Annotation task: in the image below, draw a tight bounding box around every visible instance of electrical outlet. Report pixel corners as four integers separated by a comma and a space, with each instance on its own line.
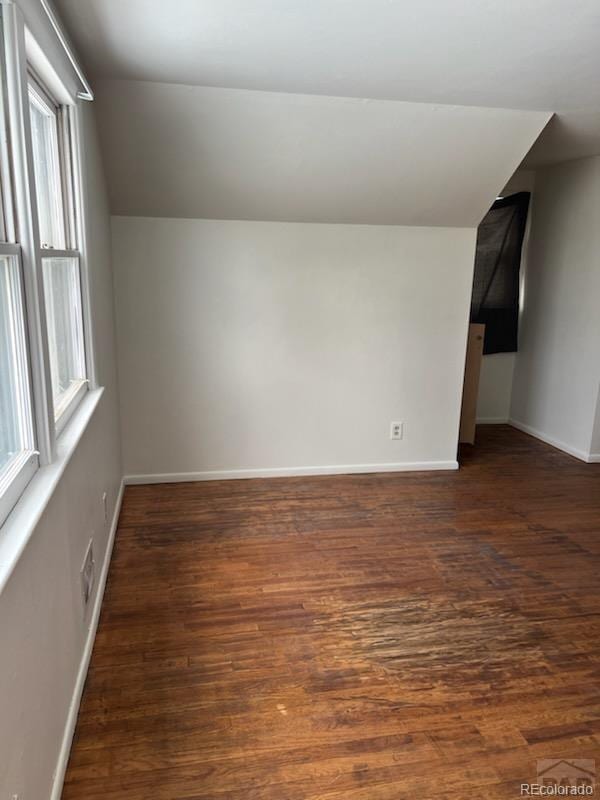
390, 421, 403, 440
80, 538, 95, 609
102, 491, 108, 525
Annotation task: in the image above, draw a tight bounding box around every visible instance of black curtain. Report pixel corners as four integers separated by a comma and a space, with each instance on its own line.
470, 192, 530, 354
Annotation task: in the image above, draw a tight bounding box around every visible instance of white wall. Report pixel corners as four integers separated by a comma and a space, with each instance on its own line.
476, 353, 517, 423
591, 395, 600, 458
510, 156, 600, 459
96, 81, 548, 475
113, 217, 476, 478
95, 79, 549, 226
99, 80, 548, 478
476, 169, 534, 422
0, 102, 122, 799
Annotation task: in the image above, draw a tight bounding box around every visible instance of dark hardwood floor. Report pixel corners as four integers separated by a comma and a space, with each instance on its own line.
62, 426, 600, 799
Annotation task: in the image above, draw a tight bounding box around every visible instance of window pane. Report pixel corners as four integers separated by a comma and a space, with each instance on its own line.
0, 254, 34, 473
28, 87, 65, 249
42, 256, 86, 418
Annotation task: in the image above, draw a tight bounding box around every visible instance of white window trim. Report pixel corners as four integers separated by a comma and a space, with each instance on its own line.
0, 448, 38, 527
0, 1, 97, 534
2, 2, 55, 464
0, 386, 103, 593
70, 103, 97, 390
27, 69, 91, 431
0, 240, 39, 527
40, 246, 89, 429
0, 57, 16, 244
27, 71, 67, 249
54, 377, 88, 435
27, 73, 93, 432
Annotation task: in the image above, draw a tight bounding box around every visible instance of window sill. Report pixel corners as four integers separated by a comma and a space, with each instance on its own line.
55, 378, 89, 435
0, 386, 104, 596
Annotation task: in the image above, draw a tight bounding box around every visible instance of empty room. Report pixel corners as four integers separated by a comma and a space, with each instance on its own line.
1, 1, 599, 798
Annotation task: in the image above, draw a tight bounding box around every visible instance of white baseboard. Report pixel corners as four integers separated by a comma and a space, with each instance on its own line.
124, 459, 459, 485
476, 417, 509, 424
50, 478, 125, 800
587, 453, 600, 463
508, 419, 592, 462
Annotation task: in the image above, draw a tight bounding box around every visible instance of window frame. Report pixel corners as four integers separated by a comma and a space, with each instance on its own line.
0, 54, 15, 245
41, 251, 88, 434
0, 0, 96, 530
26, 69, 90, 434
0, 241, 39, 528
27, 72, 67, 249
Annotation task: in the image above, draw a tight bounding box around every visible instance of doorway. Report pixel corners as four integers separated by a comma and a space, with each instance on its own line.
459, 172, 534, 451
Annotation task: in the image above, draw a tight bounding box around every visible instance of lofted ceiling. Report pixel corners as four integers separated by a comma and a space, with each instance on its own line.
55, 0, 600, 167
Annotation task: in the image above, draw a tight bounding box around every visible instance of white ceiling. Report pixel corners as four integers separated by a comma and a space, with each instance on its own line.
56, 0, 600, 165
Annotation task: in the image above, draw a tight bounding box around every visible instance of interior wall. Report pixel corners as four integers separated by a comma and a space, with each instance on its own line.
100, 80, 548, 478
591, 396, 600, 458
113, 217, 476, 478
94, 79, 550, 226
510, 155, 600, 459
0, 102, 122, 800
477, 354, 517, 422
476, 169, 535, 422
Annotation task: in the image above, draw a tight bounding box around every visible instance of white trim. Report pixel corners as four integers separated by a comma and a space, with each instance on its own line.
0, 246, 39, 526
586, 453, 600, 464
54, 378, 88, 435
37, 247, 78, 259
3, 2, 56, 464
27, 73, 66, 249
0, 387, 103, 594
41, 250, 89, 430
50, 477, 124, 800
12, 0, 93, 102
71, 103, 97, 388
0, 66, 17, 242
508, 418, 591, 462
0, 242, 21, 255
38, 0, 93, 101
0, 449, 38, 526
24, 24, 73, 106
476, 417, 509, 424
124, 460, 460, 485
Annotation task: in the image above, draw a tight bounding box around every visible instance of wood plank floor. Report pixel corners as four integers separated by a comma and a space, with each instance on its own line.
62, 426, 600, 799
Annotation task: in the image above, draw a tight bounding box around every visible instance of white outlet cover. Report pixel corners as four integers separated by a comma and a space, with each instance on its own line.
390, 421, 403, 440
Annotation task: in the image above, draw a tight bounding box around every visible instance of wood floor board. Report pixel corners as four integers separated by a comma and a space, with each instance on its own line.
62, 426, 600, 799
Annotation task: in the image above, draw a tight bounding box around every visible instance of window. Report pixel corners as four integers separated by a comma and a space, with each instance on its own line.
0, 10, 37, 529
28, 79, 67, 249
42, 256, 86, 418
28, 74, 87, 428
0, 247, 38, 525
470, 192, 530, 354
0, 0, 94, 529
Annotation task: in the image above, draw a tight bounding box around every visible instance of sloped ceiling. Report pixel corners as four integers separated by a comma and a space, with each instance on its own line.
56, 0, 600, 168
54, 0, 597, 112
524, 111, 600, 169
94, 80, 549, 226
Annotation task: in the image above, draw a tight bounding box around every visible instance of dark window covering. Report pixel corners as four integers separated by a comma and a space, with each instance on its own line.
470, 191, 530, 355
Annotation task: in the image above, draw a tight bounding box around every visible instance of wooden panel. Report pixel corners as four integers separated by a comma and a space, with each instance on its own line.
459, 322, 486, 444
62, 426, 600, 800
